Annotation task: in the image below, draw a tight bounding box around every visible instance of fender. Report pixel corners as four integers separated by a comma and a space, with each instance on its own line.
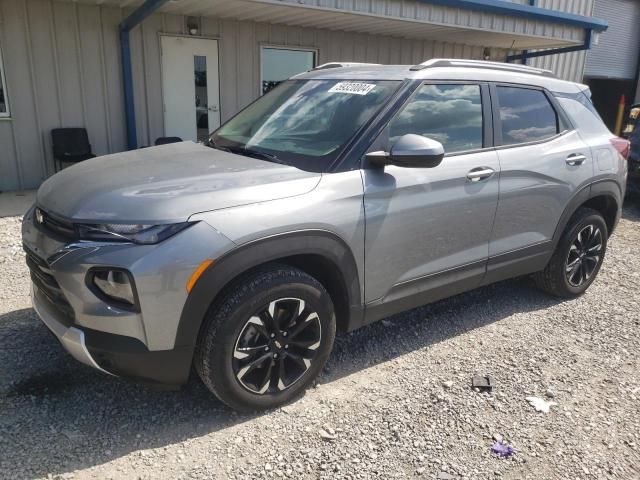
551, 179, 622, 250
174, 229, 363, 348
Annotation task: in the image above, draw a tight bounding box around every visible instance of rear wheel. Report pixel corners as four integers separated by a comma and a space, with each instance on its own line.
534, 207, 607, 298
195, 265, 335, 411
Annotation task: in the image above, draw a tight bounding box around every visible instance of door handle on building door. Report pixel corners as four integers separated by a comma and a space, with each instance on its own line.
566, 154, 587, 166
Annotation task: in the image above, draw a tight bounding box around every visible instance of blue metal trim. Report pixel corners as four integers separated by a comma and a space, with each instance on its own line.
507, 28, 593, 63
120, 0, 170, 31
119, 0, 170, 150
416, 0, 607, 32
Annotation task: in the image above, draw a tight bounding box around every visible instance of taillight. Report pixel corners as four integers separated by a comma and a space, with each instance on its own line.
610, 137, 630, 160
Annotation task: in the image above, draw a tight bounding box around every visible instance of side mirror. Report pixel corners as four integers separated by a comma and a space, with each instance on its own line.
367, 134, 445, 168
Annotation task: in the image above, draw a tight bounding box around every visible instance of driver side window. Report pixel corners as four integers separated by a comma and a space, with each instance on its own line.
387, 84, 484, 154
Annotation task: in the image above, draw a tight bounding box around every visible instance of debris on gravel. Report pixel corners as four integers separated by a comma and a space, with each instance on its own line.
1, 205, 640, 479
525, 396, 557, 414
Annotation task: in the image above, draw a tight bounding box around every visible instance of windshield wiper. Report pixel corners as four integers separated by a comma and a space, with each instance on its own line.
222, 145, 283, 164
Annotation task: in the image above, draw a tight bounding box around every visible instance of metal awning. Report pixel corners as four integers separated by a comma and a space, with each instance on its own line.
76, 0, 607, 150
84, 0, 606, 50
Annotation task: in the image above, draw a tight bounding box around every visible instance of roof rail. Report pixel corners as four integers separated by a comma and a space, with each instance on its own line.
409, 58, 556, 77
313, 62, 382, 70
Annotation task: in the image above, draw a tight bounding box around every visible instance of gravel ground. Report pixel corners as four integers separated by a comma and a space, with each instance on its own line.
1, 205, 639, 480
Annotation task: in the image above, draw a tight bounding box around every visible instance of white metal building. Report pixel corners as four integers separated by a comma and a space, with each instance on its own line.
583, 0, 640, 129
0, 0, 608, 191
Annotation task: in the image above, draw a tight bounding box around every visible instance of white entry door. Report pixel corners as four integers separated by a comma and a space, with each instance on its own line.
161, 36, 221, 142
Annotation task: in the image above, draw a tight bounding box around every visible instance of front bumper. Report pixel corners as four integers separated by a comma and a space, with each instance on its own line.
23, 204, 236, 384
32, 284, 111, 375
33, 282, 194, 384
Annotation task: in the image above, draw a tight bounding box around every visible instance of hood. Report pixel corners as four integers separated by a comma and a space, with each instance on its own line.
37, 142, 321, 223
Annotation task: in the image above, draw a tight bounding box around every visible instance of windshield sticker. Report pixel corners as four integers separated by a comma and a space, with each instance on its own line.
328, 82, 376, 95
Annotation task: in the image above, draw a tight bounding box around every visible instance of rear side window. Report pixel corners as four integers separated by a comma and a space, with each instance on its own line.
388, 84, 484, 154
496, 86, 559, 145
554, 91, 611, 137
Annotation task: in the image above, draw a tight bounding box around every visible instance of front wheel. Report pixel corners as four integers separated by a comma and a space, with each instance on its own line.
195, 265, 335, 411
534, 207, 608, 298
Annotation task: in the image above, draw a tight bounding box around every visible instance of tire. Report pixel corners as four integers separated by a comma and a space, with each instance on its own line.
534, 207, 608, 298
195, 264, 335, 412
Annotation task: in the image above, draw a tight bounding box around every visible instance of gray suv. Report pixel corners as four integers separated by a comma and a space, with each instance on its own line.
23, 59, 628, 411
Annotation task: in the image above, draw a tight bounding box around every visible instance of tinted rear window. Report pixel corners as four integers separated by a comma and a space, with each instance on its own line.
553, 90, 611, 137
496, 86, 559, 145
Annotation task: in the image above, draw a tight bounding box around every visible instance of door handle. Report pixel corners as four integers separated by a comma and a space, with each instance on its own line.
208, 105, 219, 112
466, 167, 495, 182
566, 153, 587, 166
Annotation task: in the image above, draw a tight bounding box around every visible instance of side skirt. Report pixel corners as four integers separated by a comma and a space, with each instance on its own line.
482, 241, 553, 286
362, 260, 485, 326
361, 242, 553, 327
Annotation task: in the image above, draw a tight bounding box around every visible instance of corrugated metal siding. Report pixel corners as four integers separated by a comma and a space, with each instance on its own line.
0, 0, 603, 190
585, 0, 640, 79
0, 0, 505, 190
92, 0, 587, 46
527, 0, 595, 83
238, 0, 586, 44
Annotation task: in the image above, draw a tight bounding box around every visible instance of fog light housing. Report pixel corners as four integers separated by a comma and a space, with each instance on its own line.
90, 269, 137, 308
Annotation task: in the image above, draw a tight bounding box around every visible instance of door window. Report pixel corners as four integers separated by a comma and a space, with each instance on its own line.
261, 47, 316, 95
496, 86, 559, 145
388, 84, 484, 154
194, 55, 209, 142
0, 45, 8, 117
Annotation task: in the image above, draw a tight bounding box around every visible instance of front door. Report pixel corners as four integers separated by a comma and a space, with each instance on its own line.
364, 82, 499, 305
161, 36, 221, 142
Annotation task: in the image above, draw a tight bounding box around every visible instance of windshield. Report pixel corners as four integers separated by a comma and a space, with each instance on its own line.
210, 79, 400, 171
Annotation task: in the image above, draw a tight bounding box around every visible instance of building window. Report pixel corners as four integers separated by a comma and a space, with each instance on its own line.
388, 84, 484, 154
261, 47, 316, 95
0, 45, 8, 117
496, 86, 559, 146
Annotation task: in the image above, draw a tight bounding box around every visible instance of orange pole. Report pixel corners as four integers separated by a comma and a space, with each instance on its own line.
614, 94, 626, 136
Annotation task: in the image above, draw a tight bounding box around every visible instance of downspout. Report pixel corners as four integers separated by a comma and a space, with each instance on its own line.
520, 0, 537, 65
119, 0, 170, 150
507, 29, 593, 63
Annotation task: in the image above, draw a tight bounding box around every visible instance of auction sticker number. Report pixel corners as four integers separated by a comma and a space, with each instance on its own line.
328, 82, 376, 95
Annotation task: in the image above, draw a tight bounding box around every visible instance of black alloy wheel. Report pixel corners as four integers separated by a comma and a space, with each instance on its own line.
233, 298, 322, 394
195, 265, 335, 411
565, 224, 604, 287
534, 207, 608, 298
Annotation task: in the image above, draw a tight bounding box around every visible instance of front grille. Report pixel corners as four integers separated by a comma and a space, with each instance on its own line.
34, 207, 77, 240
24, 246, 75, 325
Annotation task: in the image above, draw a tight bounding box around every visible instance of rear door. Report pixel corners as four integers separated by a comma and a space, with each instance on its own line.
363, 82, 500, 306
487, 84, 594, 270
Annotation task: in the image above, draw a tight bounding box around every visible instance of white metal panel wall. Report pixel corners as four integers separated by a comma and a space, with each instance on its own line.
585, 0, 640, 79
0, 0, 126, 190
0, 0, 504, 190
527, 0, 595, 83
0, 0, 600, 191
260, 0, 586, 44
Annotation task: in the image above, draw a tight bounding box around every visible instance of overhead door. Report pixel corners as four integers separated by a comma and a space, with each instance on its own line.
585, 0, 640, 79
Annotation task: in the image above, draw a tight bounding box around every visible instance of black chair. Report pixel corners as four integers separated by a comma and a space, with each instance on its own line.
155, 136, 182, 146
51, 128, 96, 172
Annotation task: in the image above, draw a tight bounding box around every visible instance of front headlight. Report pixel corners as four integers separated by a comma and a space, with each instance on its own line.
75, 222, 195, 244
